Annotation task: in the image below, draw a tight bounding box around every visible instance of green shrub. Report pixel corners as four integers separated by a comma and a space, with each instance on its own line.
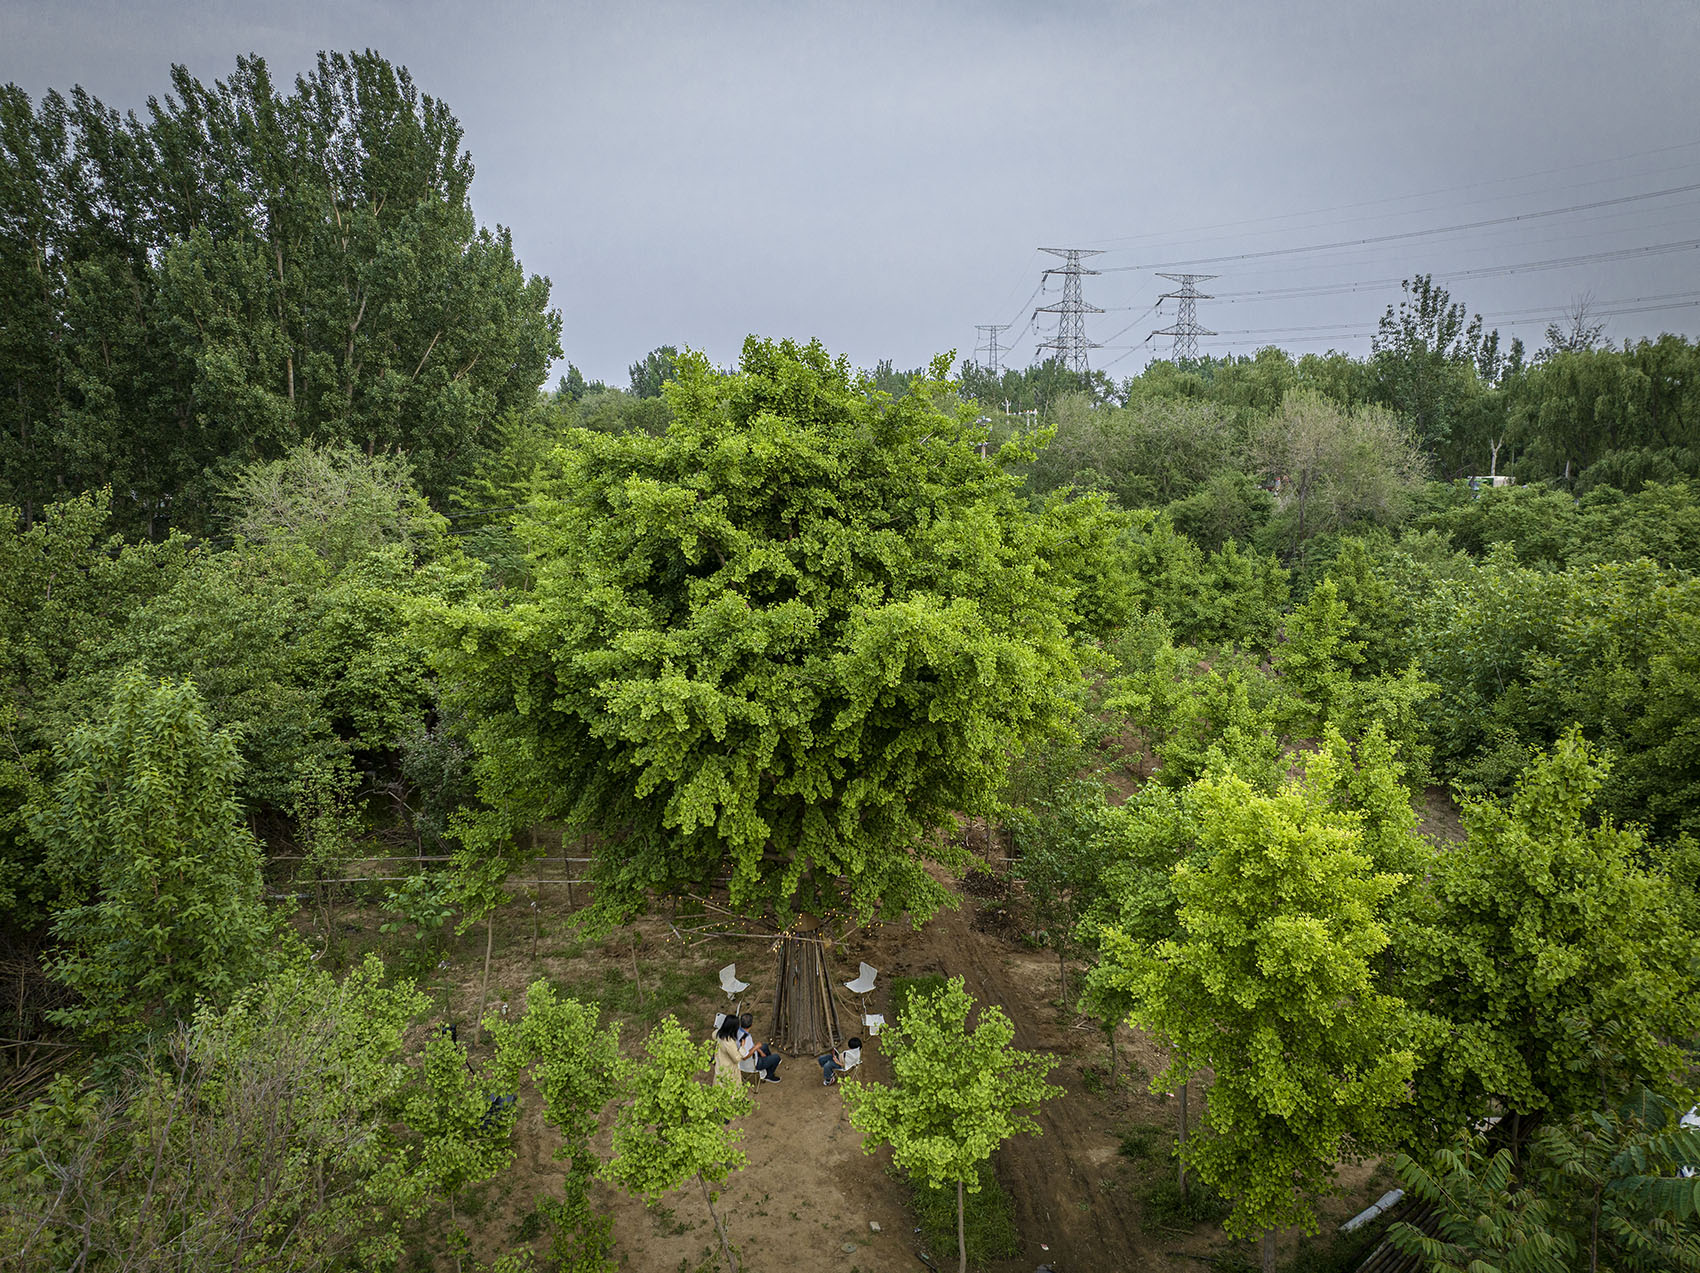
1118, 1126, 1160, 1160
1140, 1173, 1231, 1230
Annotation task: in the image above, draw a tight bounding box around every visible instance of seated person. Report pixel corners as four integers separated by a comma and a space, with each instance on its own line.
713, 1014, 743, 1088
817, 1036, 862, 1085
737, 1011, 781, 1083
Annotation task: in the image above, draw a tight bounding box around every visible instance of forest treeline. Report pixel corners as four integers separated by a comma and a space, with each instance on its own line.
3, 50, 1699, 1273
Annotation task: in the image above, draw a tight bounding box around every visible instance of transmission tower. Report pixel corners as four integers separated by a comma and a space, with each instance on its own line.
1151, 272, 1218, 362
974, 324, 1012, 374
1034, 248, 1104, 374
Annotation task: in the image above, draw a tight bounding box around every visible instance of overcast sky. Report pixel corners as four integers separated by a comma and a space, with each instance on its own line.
4, 0, 1698, 386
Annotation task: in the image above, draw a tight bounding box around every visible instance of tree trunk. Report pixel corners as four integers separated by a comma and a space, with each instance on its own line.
1107, 1026, 1117, 1085
699, 1171, 737, 1273
1057, 947, 1067, 1003
956, 1177, 967, 1273
475, 913, 494, 1043
1260, 1228, 1276, 1273
1589, 1184, 1601, 1273
1178, 1079, 1189, 1201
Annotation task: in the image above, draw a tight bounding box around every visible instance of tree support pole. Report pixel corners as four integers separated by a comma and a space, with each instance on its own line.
1178, 1079, 1189, 1202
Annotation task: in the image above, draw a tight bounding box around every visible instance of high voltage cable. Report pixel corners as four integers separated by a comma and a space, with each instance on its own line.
1095, 303, 1163, 348
1082, 139, 1700, 249
1209, 237, 1700, 305
1095, 181, 1700, 272
1084, 165, 1700, 264
1212, 205, 1700, 283
1005, 279, 1044, 328
1199, 296, 1700, 346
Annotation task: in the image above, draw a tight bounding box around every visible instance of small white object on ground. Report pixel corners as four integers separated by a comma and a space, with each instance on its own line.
868, 1221, 881, 1232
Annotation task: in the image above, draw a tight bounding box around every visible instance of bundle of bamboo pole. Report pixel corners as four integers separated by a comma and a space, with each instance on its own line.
769, 920, 844, 1056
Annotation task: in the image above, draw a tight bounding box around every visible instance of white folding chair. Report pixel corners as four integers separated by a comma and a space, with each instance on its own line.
843, 961, 877, 1019
718, 963, 749, 1015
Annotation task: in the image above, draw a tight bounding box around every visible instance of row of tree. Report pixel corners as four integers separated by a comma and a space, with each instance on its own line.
0, 53, 560, 537
957, 288, 1698, 493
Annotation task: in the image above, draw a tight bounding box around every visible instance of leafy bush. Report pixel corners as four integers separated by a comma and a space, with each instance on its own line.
1139, 1172, 1231, 1230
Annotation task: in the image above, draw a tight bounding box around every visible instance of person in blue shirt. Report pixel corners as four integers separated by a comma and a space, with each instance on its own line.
737, 1011, 781, 1083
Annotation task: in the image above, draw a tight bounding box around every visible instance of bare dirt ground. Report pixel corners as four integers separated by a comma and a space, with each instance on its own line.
377, 776, 1466, 1272
407, 851, 1398, 1273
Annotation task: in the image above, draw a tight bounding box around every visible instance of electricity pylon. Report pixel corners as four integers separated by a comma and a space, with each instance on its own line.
1151, 272, 1217, 362
1035, 248, 1104, 373
974, 324, 1012, 374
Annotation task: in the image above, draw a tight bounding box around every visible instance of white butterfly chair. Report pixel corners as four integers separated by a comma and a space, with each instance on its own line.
843, 961, 879, 1029
718, 964, 750, 1016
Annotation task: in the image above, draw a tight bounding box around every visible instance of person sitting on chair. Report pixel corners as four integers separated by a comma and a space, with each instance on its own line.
817, 1036, 862, 1085
713, 1015, 744, 1089
737, 1011, 780, 1083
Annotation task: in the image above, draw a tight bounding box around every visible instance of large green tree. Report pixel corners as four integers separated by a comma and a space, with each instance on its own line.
0, 52, 561, 534
429, 338, 1091, 929
33, 670, 273, 1041
1099, 764, 1422, 1270
1396, 730, 1700, 1153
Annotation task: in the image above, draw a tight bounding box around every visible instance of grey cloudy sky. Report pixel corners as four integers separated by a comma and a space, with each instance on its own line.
4, 0, 1698, 385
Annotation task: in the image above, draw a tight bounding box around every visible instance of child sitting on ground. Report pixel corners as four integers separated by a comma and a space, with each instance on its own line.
817, 1036, 862, 1085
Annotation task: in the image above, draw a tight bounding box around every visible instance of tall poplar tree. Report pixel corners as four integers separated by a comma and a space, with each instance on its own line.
0, 52, 561, 534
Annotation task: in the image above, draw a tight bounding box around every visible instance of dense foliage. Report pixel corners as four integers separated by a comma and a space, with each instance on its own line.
0, 52, 560, 536
428, 339, 1101, 927
2, 44, 1698, 1273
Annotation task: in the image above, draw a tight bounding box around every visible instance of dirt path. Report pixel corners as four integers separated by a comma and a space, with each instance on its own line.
873, 898, 1149, 1272
446, 868, 1393, 1273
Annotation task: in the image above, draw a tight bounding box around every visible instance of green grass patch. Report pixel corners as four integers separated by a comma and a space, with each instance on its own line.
888, 974, 949, 1024
1139, 1172, 1231, 1231
552, 958, 705, 1030
1118, 1125, 1161, 1161
908, 1162, 1019, 1270
1279, 1221, 1385, 1273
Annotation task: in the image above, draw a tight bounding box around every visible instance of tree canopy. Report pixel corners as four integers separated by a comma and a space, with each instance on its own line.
430, 337, 1094, 925
0, 52, 560, 535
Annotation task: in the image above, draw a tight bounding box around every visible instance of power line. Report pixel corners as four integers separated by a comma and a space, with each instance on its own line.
1034, 247, 1105, 373
1095, 301, 1163, 349
1106, 180, 1700, 272
1209, 237, 1700, 305
1081, 139, 1700, 250
1196, 295, 1700, 348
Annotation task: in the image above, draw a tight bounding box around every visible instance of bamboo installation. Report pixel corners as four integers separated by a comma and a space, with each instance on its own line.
769, 916, 845, 1056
